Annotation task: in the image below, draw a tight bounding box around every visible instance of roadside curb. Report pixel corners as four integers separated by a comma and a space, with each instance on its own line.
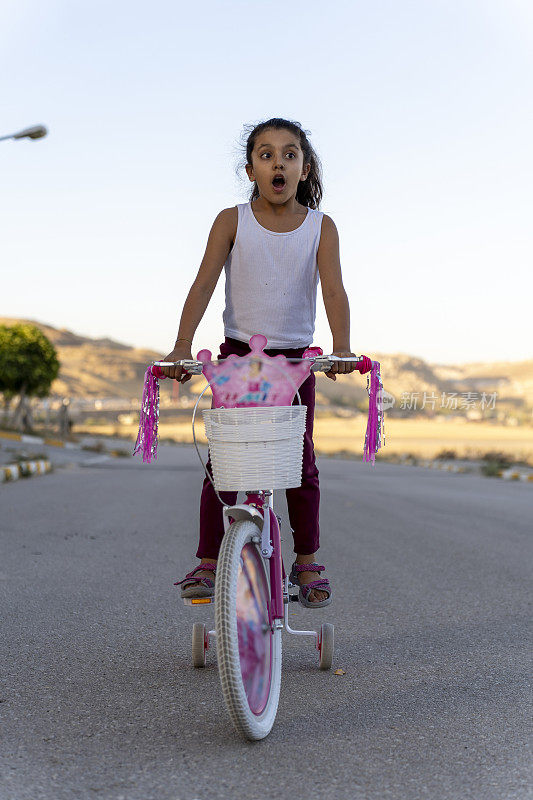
0, 431, 78, 449
0, 430, 127, 457
2, 430, 531, 483
498, 468, 533, 482
417, 459, 533, 483
1, 460, 52, 483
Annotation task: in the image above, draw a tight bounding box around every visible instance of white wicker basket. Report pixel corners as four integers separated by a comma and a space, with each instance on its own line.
202, 405, 307, 491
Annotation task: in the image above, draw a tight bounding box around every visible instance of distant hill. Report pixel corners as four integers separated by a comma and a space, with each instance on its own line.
0, 317, 158, 401
1, 317, 531, 416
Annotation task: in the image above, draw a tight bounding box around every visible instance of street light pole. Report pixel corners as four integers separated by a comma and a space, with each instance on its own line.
0, 125, 48, 142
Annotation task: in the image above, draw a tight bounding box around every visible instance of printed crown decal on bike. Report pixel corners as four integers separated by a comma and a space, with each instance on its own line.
197, 334, 313, 409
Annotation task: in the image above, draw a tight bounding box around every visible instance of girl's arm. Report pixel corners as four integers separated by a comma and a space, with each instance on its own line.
160, 207, 236, 381
317, 215, 357, 381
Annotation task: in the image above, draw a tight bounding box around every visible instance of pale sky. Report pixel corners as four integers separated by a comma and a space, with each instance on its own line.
1, 0, 531, 365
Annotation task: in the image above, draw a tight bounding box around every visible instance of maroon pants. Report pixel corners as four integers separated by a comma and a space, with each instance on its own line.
196, 336, 320, 558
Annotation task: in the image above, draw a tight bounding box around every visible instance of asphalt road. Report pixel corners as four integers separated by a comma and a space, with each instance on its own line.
1, 444, 532, 800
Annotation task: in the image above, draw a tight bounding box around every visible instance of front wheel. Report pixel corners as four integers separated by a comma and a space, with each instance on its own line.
215, 519, 282, 741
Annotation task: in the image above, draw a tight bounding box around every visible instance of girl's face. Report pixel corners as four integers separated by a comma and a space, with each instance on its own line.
246, 128, 310, 202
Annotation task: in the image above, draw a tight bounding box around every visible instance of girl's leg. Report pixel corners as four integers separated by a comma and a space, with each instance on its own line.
286, 370, 327, 603
196, 458, 237, 559
286, 369, 320, 555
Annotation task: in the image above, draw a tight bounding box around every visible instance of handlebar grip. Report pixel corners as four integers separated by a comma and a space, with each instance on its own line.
357, 356, 373, 374
302, 345, 323, 358
151, 365, 166, 379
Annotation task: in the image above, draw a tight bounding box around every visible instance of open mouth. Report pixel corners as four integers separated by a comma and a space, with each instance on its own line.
272, 176, 286, 191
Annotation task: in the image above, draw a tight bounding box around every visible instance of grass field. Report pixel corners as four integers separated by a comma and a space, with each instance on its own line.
75, 416, 533, 466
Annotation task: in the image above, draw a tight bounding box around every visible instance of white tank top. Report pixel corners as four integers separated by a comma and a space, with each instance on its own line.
222, 201, 325, 348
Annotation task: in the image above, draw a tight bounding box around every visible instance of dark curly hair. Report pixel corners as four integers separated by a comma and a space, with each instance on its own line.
234, 117, 323, 210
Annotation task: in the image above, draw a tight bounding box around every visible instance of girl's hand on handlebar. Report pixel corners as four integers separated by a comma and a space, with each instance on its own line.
325, 352, 372, 381
159, 343, 193, 383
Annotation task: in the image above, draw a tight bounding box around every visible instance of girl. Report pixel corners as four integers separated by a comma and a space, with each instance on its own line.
160, 117, 372, 607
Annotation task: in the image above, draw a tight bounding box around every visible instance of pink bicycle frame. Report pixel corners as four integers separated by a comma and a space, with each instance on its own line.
222, 492, 285, 622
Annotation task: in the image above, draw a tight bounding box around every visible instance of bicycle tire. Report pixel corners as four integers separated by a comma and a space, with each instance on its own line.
192, 622, 207, 668
215, 519, 282, 741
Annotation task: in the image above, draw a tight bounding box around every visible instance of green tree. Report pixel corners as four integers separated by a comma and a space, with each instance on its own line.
0, 324, 60, 432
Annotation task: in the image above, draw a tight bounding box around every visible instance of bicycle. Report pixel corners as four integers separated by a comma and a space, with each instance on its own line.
133, 333, 385, 740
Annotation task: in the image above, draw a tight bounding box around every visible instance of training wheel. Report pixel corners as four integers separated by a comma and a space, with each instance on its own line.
318, 623, 334, 670
192, 622, 207, 668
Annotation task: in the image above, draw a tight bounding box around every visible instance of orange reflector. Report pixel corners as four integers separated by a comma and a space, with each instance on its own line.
191, 598, 212, 604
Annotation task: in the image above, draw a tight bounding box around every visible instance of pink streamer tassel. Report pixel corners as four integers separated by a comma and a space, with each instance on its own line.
363, 360, 385, 466
133, 366, 160, 463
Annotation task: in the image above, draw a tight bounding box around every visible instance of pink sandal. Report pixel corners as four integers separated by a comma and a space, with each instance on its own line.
288, 562, 332, 608
174, 562, 217, 599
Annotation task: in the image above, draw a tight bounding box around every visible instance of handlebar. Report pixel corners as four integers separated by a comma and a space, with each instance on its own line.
134, 352, 383, 466
151, 355, 366, 379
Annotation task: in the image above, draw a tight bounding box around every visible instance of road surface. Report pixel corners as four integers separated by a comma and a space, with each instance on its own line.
1, 444, 531, 799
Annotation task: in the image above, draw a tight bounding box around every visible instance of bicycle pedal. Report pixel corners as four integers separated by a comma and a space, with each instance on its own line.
287, 584, 300, 601
182, 597, 214, 606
